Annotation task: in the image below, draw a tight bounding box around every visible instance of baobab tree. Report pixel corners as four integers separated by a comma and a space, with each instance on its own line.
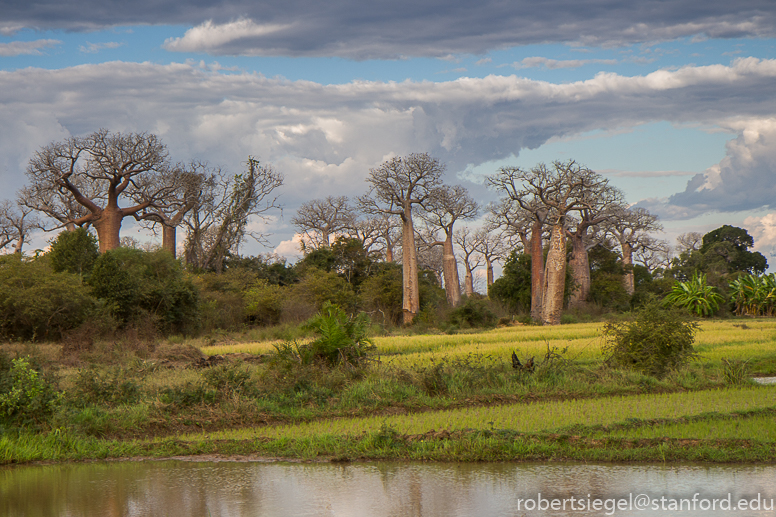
487, 172, 549, 321
291, 196, 356, 251
182, 157, 283, 272
420, 185, 478, 307
491, 160, 611, 325
136, 162, 216, 257
25, 129, 177, 252
604, 207, 663, 295
360, 153, 444, 324
454, 226, 484, 297
0, 201, 38, 254
565, 186, 623, 309
471, 226, 509, 289
18, 176, 95, 232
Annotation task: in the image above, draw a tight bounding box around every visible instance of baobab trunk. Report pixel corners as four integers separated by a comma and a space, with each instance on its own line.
385, 244, 394, 263
401, 213, 420, 324
463, 265, 474, 297
567, 233, 590, 309
530, 219, 544, 321
485, 258, 494, 287
542, 224, 566, 326
92, 208, 123, 253
442, 236, 461, 306
621, 242, 635, 295
162, 225, 177, 257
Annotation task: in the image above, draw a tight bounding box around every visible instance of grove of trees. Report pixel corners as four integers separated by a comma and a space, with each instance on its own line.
1, 129, 771, 343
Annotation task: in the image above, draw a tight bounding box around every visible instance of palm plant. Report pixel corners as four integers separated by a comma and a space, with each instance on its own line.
729, 273, 776, 316
663, 272, 724, 317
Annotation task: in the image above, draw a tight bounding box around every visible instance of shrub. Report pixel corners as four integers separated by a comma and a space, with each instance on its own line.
274, 302, 375, 367
70, 366, 143, 407
0, 357, 61, 427
602, 302, 699, 377
447, 297, 498, 328
47, 228, 100, 277
244, 280, 284, 326
0, 255, 95, 341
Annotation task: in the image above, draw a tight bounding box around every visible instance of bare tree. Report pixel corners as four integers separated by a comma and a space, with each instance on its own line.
24, 129, 177, 252
491, 161, 611, 325
0, 201, 38, 254
454, 226, 484, 297
182, 157, 283, 272
471, 226, 509, 288
565, 186, 623, 309
487, 169, 550, 322
420, 185, 478, 307
18, 175, 96, 232
135, 162, 216, 257
676, 232, 703, 254
291, 196, 356, 251
348, 214, 401, 262
604, 207, 663, 295
360, 153, 444, 324
634, 236, 672, 274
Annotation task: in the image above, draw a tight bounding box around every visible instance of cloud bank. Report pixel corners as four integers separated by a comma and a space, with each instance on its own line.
3, 1, 776, 58
1, 58, 775, 223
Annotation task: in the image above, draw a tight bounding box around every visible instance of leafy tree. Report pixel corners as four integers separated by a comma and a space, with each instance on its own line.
489, 251, 532, 313
48, 227, 99, 277
89, 248, 198, 332
0, 255, 94, 340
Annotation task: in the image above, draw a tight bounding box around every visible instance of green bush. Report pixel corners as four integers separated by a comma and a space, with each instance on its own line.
602, 302, 699, 377
89, 248, 199, 333
47, 228, 100, 277
244, 280, 284, 326
0, 357, 61, 427
0, 255, 95, 341
274, 302, 375, 367
447, 297, 498, 328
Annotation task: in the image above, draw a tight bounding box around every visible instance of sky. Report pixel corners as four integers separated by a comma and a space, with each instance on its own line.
2, 0, 776, 269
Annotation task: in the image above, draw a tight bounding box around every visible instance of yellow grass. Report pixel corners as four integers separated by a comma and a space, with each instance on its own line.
201, 319, 776, 366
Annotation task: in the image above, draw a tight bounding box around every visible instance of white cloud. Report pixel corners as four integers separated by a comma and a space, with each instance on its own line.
2, 58, 776, 250
78, 41, 125, 54
0, 39, 60, 56
514, 57, 618, 69
744, 213, 776, 266
163, 18, 293, 54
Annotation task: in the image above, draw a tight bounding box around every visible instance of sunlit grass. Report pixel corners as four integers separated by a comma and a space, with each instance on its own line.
178, 385, 776, 442
200, 319, 776, 368
603, 413, 776, 441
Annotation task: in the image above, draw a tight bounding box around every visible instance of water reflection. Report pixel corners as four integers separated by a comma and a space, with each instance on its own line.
1, 460, 774, 516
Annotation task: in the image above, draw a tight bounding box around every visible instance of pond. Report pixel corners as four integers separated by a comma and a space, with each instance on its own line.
2, 459, 775, 516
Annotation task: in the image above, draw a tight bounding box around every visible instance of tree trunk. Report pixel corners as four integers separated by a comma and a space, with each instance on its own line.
486, 258, 494, 287
401, 212, 420, 325
621, 242, 635, 295
442, 235, 461, 306
162, 224, 177, 257
530, 218, 544, 321
542, 224, 566, 325
463, 265, 474, 297
568, 232, 590, 309
92, 208, 123, 253
385, 244, 394, 262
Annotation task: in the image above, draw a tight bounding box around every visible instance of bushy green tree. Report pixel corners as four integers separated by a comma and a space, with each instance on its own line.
489, 251, 531, 313
670, 225, 767, 282
47, 228, 100, 277
0, 255, 94, 340
89, 248, 198, 333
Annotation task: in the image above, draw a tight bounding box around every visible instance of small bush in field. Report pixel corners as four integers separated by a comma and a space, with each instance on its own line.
274, 302, 375, 368
0, 357, 61, 427
447, 297, 498, 329
602, 302, 698, 377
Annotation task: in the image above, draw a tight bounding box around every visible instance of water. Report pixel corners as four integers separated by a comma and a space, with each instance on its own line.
1, 459, 775, 516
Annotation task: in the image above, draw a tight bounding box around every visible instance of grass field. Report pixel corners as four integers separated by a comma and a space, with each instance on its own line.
1, 318, 776, 464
